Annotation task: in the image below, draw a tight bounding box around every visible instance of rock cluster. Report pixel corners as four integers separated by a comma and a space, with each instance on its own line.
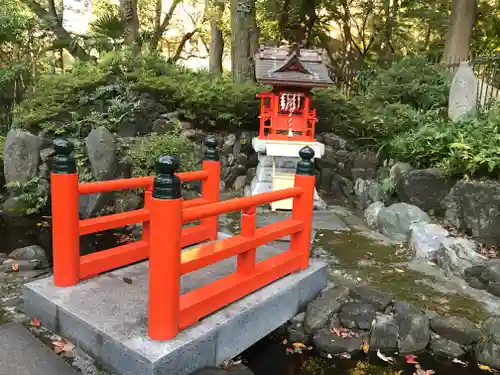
0, 245, 50, 276
288, 285, 500, 367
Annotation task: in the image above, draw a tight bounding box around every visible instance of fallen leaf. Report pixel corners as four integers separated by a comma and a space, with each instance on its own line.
395, 268, 405, 273
292, 342, 307, 349
362, 341, 369, 354
479, 364, 493, 372
414, 364, 435, 375
405, 354, 419, 364
376, 349, 394, 364
339, 352, 351, 359
452, 358, 468, 366
30, 318, 41, 327
11, 263, 19, 272
327, 353, 333, 359
282, 338, 288, 345
52, 339, 75, 354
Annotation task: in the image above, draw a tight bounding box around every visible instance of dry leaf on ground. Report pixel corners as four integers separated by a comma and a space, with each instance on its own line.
30, 318, 41, 327
376, 350, 394, 364
292, 342, 307, 349
52, 339, 75, 354
414, 363, 435, 375
479, 364, 493, 372
405, 354, 419, 364
452, 358, 468, 366
362, 341, 369, 353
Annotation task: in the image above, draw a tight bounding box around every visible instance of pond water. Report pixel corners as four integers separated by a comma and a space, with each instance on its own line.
0, 215, 494, 375
242, 333, 489, 375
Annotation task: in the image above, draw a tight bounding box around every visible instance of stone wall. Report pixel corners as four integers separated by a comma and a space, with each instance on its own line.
290, 284, 500, 369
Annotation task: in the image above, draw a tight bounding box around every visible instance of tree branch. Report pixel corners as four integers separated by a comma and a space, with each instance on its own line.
151, 0, 183, 49
172, 29, 199, 62
22, 0, 92, 61
47, 0, 60, 24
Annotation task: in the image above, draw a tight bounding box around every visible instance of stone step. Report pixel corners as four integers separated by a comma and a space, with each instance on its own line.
0, 322, 79, 375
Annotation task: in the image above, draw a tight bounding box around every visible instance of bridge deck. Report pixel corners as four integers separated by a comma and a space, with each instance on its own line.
23, 234, 327, 375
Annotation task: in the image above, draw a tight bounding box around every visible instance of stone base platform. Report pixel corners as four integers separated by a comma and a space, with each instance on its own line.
23, 237, 327, 375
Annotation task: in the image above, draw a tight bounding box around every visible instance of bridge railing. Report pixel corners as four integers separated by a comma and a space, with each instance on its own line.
147, 146, 316, 340
50, 137, 220, 287
50, 136, 316, 341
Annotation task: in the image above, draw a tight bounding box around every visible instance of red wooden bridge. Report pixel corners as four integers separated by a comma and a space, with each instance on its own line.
49, 136, 316, 341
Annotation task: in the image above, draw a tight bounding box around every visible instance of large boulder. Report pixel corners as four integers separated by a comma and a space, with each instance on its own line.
409, 223, 449, 260
476, 317, 500, 369
430, 335, 466, 358
377, 203, 431, 242
86, 127, 117, 180
435, 237, 486, 277
81, 127, 117, 218
389, 162, 413, 186
396, 168, 454, 213
444, 180, 500, 247
394, 302, 430, 353
304, 287, 349, 333
364, 202, 385, 230
339, 302, 376, 331
313, 328, 363, 354
430, 315, 480, 346
369, 313, 399, 351
349, 286, 392, 311
481, 259, 500, 284
119, 93, 168, 137
3, 129, 43, 186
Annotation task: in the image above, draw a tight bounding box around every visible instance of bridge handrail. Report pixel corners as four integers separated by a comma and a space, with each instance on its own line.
78, 170, 209, 195
183, 187, 303, 222
50, 136, 221, 287
147, 145, 317, 340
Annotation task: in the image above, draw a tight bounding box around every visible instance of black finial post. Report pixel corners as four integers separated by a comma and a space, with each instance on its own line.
153, 156, 181, 199
204, 136, 219, 161
52, 138, 76, 174
296, 146, 315, 176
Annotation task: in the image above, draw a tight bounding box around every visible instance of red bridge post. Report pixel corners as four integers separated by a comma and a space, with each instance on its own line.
148, 155, 183, 340
51, 139, 80, 287
201, 137, 220, 241
290, 146, 316, 270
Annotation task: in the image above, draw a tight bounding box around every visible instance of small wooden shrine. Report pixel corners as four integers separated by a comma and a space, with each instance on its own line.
254, 44, 333, 142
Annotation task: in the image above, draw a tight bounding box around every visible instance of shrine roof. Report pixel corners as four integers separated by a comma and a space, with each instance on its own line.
254, 46, 334, 87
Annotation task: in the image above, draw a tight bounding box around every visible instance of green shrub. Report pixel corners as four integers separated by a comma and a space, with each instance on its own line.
363, 56, 451, 111
311, 87, 361, 137
14, 62, 109, 131
129, 130, 198, 177
389, 105, 500, 178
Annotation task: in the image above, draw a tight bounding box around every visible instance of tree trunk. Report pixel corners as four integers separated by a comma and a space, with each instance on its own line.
380, 0, 397, 67
298, 0, 317, 47
22, 0, 92, 61
278, 0, 291, 44
119, 0, 140, 49
230, 0, 256, 83
151, 0, 183, 50
208, 0, 225, 74
442, 0, 477, 63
